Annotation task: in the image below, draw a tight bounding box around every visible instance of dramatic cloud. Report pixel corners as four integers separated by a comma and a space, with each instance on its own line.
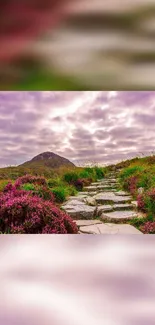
0, 91, 155, 167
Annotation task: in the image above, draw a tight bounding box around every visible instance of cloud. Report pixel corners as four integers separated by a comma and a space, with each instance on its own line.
0, 91, 155, 166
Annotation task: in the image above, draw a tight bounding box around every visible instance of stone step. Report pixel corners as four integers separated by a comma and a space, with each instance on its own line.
84, 186, 98, 192
97, 203, 134, 215
115, 191, 130, 196
61, 204, 97, 220
77, 191, 97, 196
100, 180, 119, 184
91, 182, 101, 186
68, 196, 86, 201
84, 185, 118, 192
63, 199, 86, 206
79, 223, 142, 235
101, 210, 139, 222
100, 181, 119, 186
75, 220, 102, 227
61, 175, 138, 226
106, 178, 117, 182
97, 185, 118, 190
95, 192, 132, 204
112, 203, 134, 211
98, 188, 118, 193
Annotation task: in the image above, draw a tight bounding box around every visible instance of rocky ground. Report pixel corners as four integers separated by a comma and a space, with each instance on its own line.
61, 171, 143, 234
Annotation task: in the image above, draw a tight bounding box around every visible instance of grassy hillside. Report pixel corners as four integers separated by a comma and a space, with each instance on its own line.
114, 155, 155, 233
0, 164, 106, 202
0, 154, 154, 234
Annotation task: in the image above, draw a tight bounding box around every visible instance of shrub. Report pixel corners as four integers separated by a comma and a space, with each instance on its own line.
119, 166, 144, 181
94, 166, 104, 179
0, 180, 10, 192
63, 172, 78, 184
145, 188, 155, 216
22, 183, 35, 191
73, 179, 84, 191
18, 180, 54, 203
137, 174, 150, 189
140, 222, 155, 234
79, 178, 92, 186
128, 175, 139, 196
32, 185, 54, 202
129, 216, 148, 229
0, 186, 78, 234
52, 187, 67, 203
79, 170, 92, 179
67, 185, 77, 196
137, 194, 146, 212
47, 177, 62, 188
15, 175, 47, 187
137, 188, 155, 216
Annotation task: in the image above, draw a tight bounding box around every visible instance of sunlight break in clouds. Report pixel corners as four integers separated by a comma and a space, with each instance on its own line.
0, 91, 155, 167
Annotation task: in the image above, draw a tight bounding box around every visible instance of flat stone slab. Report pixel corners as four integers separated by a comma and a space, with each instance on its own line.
113, 203, 134, 210
67, 196, 86, 202
84, 186, 97, 192
101, 210, 138, 222
91, 182, 101, 186
100, 180, 118, 184
97, 203, 134, 216
77, 192, 89, 195
75, 194, 89, 200
95, 192, 132, 204
97, 205, 114, 215
98, 189, 118, 193
97, 185, 117, 190
80, 223, 142, 234
115, 191, 130, 196
107, 178, 117, 181
62, 205, 97, 220
63, 200, 86, 206
88, 191, 98, 196
75, 220, 102, 227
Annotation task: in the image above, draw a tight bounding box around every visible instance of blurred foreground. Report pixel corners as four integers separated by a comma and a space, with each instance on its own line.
1, 0, 155, 89
0, 235, 155, 325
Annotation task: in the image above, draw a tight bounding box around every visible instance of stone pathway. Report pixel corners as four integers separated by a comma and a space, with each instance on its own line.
61, 171, 143, 234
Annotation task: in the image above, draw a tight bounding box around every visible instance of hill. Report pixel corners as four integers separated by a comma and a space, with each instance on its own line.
19, 152, 75, 169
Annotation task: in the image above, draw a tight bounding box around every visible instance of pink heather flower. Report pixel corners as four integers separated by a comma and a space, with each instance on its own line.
0, 184, 78, 234
137, 194, 146, 212
14, 175, 47, 187
140, 222, 155, 234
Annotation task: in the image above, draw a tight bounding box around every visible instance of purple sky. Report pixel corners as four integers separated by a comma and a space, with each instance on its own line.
0, 91, 155, 167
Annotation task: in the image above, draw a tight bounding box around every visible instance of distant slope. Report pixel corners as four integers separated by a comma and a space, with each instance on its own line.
19, 152, 75, 169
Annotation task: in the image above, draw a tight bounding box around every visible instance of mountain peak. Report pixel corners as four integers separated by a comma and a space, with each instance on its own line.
19, 152, 75, 168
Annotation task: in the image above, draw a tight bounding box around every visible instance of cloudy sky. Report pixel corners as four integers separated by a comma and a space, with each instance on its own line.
0, 91, 155, 167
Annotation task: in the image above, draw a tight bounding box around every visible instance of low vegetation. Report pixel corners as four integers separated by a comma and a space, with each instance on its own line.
0, 154, 154, 234
0, 165, 106, 234
116, 155, 155, 234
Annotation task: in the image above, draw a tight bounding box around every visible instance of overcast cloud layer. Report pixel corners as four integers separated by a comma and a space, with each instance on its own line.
0, 91, 155, 167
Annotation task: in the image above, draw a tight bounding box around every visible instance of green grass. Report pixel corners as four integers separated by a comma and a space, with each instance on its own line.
22, 183, 35, 191
8, 67, 89, 91
51, 185, 77, 203
117, 155, 155, 232
128, 214, 154, 229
